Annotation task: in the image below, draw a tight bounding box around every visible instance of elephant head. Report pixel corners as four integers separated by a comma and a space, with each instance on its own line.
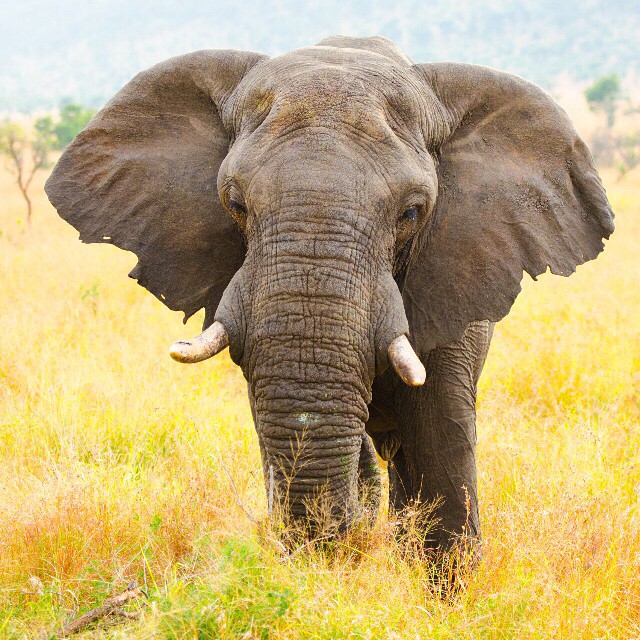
45, 36, 613, 531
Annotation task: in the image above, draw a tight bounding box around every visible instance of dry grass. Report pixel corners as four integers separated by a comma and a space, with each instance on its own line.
0, 105, 639, 637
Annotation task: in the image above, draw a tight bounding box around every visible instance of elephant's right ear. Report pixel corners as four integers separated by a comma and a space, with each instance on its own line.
45, 49, 267, 327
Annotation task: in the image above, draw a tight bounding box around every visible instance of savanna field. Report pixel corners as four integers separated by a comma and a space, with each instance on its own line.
0, 135, 639, 636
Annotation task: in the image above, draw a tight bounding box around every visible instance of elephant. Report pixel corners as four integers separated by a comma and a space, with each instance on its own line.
45, 35, 614, 553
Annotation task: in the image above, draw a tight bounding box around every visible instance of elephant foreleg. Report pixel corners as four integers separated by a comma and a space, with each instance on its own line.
392, 320, 494, 551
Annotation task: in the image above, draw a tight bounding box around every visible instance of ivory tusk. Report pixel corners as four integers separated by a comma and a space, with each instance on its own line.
388, 334, 426, 386
169, 320, 229, 363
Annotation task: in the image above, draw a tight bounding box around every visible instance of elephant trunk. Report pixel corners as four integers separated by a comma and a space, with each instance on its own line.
250, 365, 366, 525
233, 207, 412, 529
248, 336, 374, 528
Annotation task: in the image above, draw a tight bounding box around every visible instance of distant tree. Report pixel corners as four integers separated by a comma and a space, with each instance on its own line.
34, 114, 56, 143
584, 74, 622, 128
34, 103, 96, 151
53, 103, 96, 148
0, 121, 53, 223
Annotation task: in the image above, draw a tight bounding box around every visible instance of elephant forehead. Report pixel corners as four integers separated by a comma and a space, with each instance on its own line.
267, 96, 391, 141
260, 45, 411, 88
235, 49, 425, 135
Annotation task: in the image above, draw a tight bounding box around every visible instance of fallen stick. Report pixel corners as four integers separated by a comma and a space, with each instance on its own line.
50, 583, 145, 638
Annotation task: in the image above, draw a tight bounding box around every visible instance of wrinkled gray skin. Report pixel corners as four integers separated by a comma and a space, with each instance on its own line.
45, 36, 614, 552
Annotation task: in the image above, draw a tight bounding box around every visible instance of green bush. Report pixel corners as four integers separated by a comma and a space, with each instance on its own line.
34, 102, 96, 150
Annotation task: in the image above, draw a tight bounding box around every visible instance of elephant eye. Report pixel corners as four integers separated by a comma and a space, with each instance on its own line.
224, 192, 248, 230
400, 206, 419, 222
229, 198, 247, 215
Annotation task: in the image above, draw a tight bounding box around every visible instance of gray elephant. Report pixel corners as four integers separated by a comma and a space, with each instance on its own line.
45, 36, 613, 553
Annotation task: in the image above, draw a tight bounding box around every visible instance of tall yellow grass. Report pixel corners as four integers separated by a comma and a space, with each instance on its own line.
0, 120, 638, 636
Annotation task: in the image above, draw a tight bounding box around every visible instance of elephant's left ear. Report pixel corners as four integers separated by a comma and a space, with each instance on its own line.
403, 63, 614, 355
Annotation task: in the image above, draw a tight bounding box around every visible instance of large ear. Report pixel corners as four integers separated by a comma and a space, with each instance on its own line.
45, 49, 267, 327
403, 63, 614, 355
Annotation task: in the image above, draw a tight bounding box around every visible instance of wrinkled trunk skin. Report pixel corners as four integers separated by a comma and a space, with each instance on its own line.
247, 205, 376, 526
218, 194, 402, 531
